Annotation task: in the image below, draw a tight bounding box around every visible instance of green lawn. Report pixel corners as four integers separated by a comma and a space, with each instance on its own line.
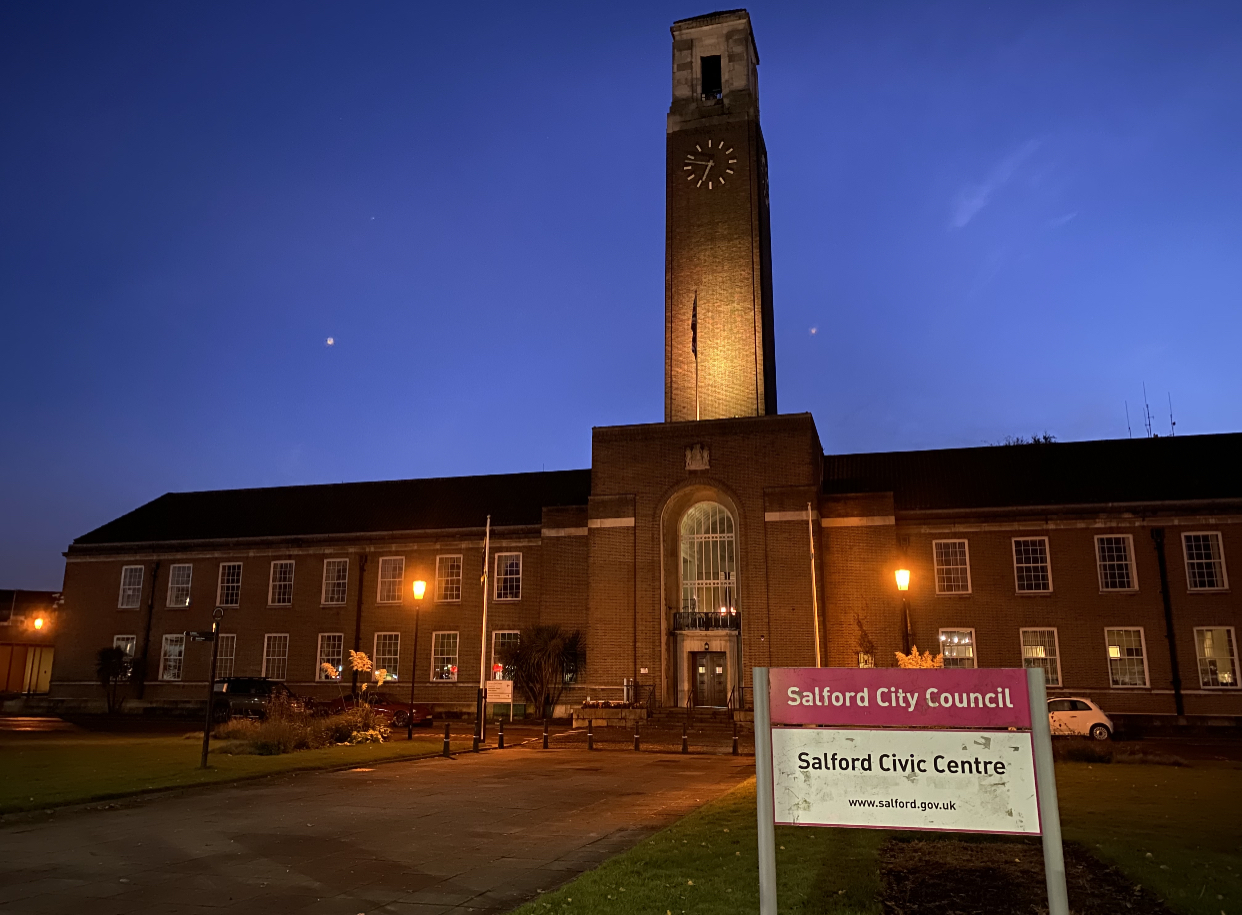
512, 760, 1242, 915
0, 731, 471, 814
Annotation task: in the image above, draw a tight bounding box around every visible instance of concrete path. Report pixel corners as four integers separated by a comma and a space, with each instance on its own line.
0, 747, 753, 914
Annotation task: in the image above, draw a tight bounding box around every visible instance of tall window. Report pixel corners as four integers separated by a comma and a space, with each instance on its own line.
436, 555, 463, 603
700, 54, 722, 99
680, 502, 736, 614
217, 562, 243, 607
113, 635, 136, 680
268, 561, 295, 606
933, 540, 971, 594
160, 634, 185, 681
215, 634, 236, 679
1195, 627, 1237, 688
317, 633, 343, 680
377, 557, 405, 604
263, 634, 289, 680
1013, 538, 1052, 592
492, 630, 520, 680
431, 632, 459, 681
374, 632, 401, 681
167, 564, 193, 608
939, 628, 976, 669
494, 553, 522, 601
1183, 533, 1228, 591
118, 566, 144, 609
1105, 628, 1148, 687
1096, 536, 1136, 591
321, 559, 349, 605
1020, 628, 1061, 686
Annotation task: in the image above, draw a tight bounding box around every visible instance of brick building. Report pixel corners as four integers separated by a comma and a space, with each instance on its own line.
46, 11, 1240, 721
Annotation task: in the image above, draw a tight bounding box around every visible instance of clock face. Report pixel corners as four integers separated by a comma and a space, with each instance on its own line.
683, 139, 737, 190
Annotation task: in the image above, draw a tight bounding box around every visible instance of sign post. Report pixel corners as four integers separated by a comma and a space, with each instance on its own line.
753, 666, 1067, 915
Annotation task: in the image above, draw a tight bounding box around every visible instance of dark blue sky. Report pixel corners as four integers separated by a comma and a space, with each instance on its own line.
2, 2, 1239, 589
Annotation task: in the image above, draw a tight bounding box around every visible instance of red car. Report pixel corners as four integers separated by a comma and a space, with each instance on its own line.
318, 691, 433, 727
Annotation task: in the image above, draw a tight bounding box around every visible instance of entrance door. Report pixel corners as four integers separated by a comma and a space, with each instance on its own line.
692, 651, 728, 707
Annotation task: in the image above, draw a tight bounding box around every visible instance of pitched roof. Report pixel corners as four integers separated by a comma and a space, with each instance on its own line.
73, 469, 592, 547
823, 433, 1242, 512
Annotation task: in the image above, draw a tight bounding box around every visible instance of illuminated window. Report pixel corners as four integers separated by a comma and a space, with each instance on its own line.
1021, 628, 1061, 686
492, 630, 520, 680
321, 559, 348, 605
268, 561, 294, 606
1183, 533, 1228, 591
1105, 628, 1147, 687
495, 553, 522, 601
1095, 536, 1136, 591
160, 634, 185, 681
431, 631, 459, 681
1195, 627, 1238, 688
113, 635, 136, 680
377, 557, 405, 604
118, 566, 144, 609
262, 634, 289, 681
680, 502, 736, 616
217, 563, 242, 607
857, 652, 875, 669
167, 564, 193, 608
373, 632, 400, 681
317, 633, 343, 680
436, 555, 463, 603
939, 628, 976, 669
1013, 538, 1051, 592
215, 634, 236, 679
933, 540, 971, 594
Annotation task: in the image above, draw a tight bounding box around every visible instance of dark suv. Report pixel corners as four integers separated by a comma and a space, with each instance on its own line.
212, 678, 308, 719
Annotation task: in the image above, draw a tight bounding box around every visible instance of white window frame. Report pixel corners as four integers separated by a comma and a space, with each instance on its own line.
373, 632, 401, 682
113, 635, 137, 680
436, 554, 463, 603
321, 558, 349, 606
1104, 627, 1150, 688
317, 633, 344, 680
216, 562, 243, 607
160, 633, 185, 681
262, 633, 290, 681
494, 552, 522, 602
1012, 537, 1053, 593
1194, 626, 1239, 689
166, 563, 193, 608
268, 560, 295, 607
932, 539, 972, 595
1019, 627, 1062, 687
431, 631, 459, 682
376, 556, 405, 604
938, 628, 977, 669
1095, 534, 1137, 592
215, 633, 236, 680
491, 630, 520, 681
118, 566, 145, 609
1182, 532, 1229, 592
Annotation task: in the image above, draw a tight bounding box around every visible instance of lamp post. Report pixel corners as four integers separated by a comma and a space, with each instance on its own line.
895, 568, 912, 654
407, 579, 427, 740
200, 607, 224, 769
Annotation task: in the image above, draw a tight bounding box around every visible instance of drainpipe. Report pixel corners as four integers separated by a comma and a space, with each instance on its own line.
136, 560, 160, 700
351, 554, 368, 694
1150, 529, 1185, 717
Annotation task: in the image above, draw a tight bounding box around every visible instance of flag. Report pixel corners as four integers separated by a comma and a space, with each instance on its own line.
691, 290, 698, 359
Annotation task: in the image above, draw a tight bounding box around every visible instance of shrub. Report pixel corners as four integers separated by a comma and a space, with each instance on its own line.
214, 704, 389, 755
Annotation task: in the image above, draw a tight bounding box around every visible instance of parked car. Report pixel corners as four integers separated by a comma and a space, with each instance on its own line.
212, 677, 310, 720
318, 691, 434, 728
1048, 697, 1113, 740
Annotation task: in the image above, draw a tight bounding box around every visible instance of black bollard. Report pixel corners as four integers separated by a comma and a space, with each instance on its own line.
543, 717, 549, 749
633, 719, 640, 752
498, 719, 505, 750
732, 720, 739, 756
681, 722, 688, 754
587, 719, 594, 751
442, 722, 451, 758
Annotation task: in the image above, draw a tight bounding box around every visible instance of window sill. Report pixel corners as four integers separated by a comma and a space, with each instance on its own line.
1186, 588, 1231, 594
1014, 591, 1054, 596
1106, 685, 1150, 690
1098, 589, 1139, 595
320, 602, 347, 608
934, 591, 972, 597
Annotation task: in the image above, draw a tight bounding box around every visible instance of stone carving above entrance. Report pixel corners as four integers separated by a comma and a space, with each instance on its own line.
685, 444, 710, 471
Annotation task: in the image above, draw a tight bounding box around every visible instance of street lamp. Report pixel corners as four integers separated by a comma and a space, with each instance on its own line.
33, 617, 45, 630
407, 579, 427, 740
895, 568, 912, 653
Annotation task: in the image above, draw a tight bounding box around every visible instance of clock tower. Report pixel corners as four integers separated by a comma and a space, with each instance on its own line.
665, 10, 776, 422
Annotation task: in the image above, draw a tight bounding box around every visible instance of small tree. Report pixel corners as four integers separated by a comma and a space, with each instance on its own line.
895, 645, 944, 669
497, 625, 586, 719
96, 647, 128, 713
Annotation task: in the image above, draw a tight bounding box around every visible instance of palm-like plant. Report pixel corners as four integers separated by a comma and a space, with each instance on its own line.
497, 625, 586, 719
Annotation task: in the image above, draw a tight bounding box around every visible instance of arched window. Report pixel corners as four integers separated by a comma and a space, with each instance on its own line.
680, 502, 736, 615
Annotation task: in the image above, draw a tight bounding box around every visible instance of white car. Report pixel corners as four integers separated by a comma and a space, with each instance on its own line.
1048, 697, 1113, 740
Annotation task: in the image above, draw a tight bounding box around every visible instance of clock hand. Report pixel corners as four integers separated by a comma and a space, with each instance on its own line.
697, 160, 714, 187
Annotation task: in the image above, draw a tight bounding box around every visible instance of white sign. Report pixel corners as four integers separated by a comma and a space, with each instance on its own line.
485, 680, 513, 703
772, 727, 1040, 835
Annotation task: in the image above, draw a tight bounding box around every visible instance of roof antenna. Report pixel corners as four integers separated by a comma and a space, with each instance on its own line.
1125, 401, 1132, 439
1142, 383, 1153, 438
1167, 393, 1175, 437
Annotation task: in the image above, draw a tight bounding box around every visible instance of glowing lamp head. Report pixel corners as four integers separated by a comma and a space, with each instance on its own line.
33, 617, 45, 630
895, 569, 911, 592
412, 580, 427, 600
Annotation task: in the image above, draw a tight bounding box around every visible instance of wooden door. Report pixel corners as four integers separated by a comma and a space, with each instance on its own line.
693, 651, 728, 707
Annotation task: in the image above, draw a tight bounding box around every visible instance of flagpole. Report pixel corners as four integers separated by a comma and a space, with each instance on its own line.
476, 515, 491, 749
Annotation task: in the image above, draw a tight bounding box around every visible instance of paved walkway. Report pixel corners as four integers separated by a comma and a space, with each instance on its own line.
0, 747, 753, 914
